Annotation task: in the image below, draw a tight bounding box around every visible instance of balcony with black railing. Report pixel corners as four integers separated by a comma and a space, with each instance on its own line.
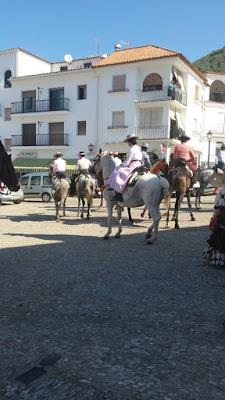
11, 98, 70, 114
11, 133, 69, 146
136, 86, 187, 106
209, 92, 225, 103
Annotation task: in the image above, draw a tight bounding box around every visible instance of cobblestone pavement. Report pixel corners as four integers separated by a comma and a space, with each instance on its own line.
1, 196, 225, 399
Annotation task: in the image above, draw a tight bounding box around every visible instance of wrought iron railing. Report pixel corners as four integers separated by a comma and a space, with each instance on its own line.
209, 92, 225, 103
11, 133, 69, 146
11, 98, 70, 114
136, 86, 187, 106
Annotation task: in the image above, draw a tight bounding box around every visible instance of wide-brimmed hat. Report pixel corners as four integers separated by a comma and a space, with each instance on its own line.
141, 143, 149, 149
124, 134, 138, 143
178, 134, 190, 142
78, 151, 85, 156
54, 151, 63, 157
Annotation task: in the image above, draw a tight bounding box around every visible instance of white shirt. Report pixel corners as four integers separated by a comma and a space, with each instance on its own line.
217, 150, 225, 164
113, 157, 122, 167
53, 157, 66, 173
123, 144, 143, 167
77, 157, 92, 171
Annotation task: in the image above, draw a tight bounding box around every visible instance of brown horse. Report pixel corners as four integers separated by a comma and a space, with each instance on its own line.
165, 166, 195, 229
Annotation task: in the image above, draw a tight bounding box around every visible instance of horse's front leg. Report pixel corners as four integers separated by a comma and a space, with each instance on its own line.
115, 206, 123, 238
186, 190, 196, 221
103, 201, 113, 239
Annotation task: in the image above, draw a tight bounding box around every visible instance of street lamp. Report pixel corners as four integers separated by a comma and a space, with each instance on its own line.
207, 130, 213, 167
88, 143, 94, 160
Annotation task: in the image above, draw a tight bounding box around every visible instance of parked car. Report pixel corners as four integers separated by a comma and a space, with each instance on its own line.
20, 172, 52, 202
0, 186, 24, 204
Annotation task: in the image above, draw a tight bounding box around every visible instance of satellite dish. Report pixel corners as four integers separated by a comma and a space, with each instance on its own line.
64, 54, 73, 64
114, 43, 122, 51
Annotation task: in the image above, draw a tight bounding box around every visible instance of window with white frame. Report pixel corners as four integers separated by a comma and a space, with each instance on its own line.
112, 75, 126, 91
112, 111, 125, 127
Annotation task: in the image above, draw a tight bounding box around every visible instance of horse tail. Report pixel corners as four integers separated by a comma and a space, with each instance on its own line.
159, 176, 170, 208
85, 178, 95, 206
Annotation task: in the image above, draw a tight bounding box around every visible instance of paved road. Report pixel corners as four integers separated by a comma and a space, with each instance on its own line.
1, 196, 225, 399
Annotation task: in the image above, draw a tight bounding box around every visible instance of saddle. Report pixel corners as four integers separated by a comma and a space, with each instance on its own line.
127, 166, 146, 187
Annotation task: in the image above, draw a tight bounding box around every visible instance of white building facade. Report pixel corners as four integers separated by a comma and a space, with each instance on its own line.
0, 45, 224, 172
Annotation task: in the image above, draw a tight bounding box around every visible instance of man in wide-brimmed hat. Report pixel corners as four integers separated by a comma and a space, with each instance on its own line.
51, 151, 67, 178
172, 133, 197, 176
107, 133, 142, 201
77, 151, 92, 176
141, 143, 151, 170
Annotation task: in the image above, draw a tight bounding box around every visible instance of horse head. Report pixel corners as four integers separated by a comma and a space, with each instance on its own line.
92, 151, 116, 185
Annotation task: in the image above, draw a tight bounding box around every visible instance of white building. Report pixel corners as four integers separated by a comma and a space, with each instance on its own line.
0, 44, 224, 173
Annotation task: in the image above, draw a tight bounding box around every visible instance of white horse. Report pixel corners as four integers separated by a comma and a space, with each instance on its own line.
93, 152, 170, 244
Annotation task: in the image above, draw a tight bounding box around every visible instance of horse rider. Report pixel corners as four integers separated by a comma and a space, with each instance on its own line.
76, 151, 92, 180
215, 143, 225, 172
141, 143, 152, 170
107, 133, 143, 201
50, 151, 67, 179
172, 134, 197, 179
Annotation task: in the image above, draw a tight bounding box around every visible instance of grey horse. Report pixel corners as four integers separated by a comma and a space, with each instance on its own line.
52, 178, 70, 222
195, 168, 224, 209
93, 152, 170, 244
75, 174, 95, 219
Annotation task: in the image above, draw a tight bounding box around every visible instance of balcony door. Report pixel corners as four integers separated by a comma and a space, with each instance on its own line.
49, 88, 64, 111
49, 122, 64, 145
22, 123, 36, 146
22, 91, 36, 113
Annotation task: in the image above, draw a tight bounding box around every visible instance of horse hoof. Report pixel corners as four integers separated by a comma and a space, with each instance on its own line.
175, 225, 179, 229
114, 234, 121, 238
146, 240, 153, 245
103, 236, 109, 240
145, 232, 152, 239
191, 217, 196, 221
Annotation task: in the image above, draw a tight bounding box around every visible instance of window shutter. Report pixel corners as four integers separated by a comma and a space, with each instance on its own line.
112, 75, 126, 91
4, 107, 11, 121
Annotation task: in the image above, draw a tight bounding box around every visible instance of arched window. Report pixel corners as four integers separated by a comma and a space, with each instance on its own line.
143, 73, 163, 92
4, 70, 12, 88
209, 80, 225, 103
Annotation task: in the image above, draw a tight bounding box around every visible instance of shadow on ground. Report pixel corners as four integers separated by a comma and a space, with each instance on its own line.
1, 223, 225, 399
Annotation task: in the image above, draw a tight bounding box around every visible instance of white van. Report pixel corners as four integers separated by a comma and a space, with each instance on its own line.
20, 172, 52, 202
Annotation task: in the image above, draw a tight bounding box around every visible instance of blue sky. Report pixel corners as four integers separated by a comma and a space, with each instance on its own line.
1, 0, 225, 62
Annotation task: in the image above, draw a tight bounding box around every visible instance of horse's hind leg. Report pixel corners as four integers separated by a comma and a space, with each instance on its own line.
77, 196, 80, 216
174, 192, 184, 229
81, 198, 85, 219
146, 205, 160, 244
115, 206, 122, 238
186, 190, 195, 221
127, 208, 134, 224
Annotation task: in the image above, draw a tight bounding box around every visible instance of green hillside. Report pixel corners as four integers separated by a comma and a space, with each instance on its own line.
194, 46, 225, 73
